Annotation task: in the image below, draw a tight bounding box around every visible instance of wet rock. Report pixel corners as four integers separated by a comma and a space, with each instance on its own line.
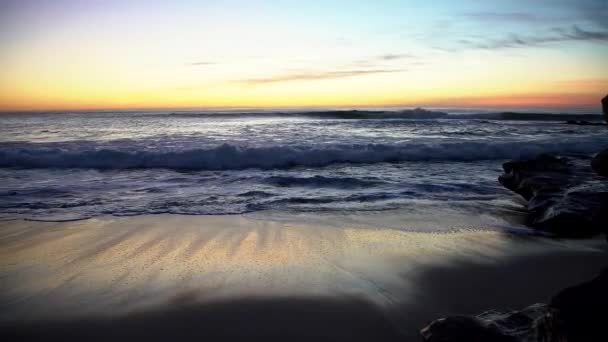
602, 94, 608, 124
420, 315, 517, 342
591, 149, 608, 177
541, 269, 608, 342
421, 269, 608, 342
420, 305, 547, 342
499, 154, 608, 237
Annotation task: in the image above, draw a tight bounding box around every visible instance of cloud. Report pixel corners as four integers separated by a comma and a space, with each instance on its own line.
463, 2, 608, 28
238, 69, 404, 85
189, 61, 216, 66
464, 12, 540, 22
351, 53, 420, 68
560, 26, 608, 40
576, 0, 608, 29
377, 53, 417, 61
463, 25, 608, 49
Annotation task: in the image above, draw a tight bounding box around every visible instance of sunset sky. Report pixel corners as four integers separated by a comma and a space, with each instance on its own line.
1, 0, 607, 111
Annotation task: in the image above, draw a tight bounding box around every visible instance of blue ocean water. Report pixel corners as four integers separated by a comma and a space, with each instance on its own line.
1, 109, 606, 223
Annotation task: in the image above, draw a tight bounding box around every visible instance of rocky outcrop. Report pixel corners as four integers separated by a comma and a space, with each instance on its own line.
590, 95, 608, 177
420, 269, 608, 342
592, 149, 608, 177
498, 154, 608, 237
602, 94, 608, 124
542, 269, 608, 341
420, 304, 546, 342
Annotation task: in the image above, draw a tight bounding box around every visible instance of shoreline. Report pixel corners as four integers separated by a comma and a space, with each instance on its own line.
1, 214, 607, 341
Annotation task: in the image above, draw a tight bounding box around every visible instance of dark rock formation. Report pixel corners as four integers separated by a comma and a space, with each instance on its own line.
602, 94, 608, 124
591, 95, 608, 176
421, 269, 608, 342
542, 269, 608, 341
592, 149, 608, 177
498, 154, 608, 237
420, 304, 546, 342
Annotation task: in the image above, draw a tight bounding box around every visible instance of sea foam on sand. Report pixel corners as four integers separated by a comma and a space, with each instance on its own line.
1, 213, 606, 341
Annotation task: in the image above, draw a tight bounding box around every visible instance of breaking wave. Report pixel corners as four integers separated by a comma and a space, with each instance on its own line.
164, 109, 604, 121
1, 137, 606, 171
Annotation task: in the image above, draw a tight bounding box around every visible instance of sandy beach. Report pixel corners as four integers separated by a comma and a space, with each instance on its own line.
1, 212, 606, 341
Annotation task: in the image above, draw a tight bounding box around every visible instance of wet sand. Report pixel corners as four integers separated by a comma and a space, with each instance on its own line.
1, 213, 607, 341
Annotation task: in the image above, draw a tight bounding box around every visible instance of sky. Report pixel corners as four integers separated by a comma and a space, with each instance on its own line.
0, 0, 607, 111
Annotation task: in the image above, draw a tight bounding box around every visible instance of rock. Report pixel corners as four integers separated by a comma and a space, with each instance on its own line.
602, 94, 608, 124
421, 269, 608, 342
420, 305, 547, 342
592, 149, 608, 177
540, 269, 608, 342
499, 154, 608, 237
420, 315, 518, 342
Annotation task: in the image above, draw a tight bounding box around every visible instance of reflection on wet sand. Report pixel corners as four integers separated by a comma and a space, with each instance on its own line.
1, 214, 607, 341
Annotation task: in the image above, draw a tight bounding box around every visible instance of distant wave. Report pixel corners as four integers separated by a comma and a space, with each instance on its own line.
1, 137, 606, 170
165, 108, 603, 121
168, 108, 450, 119
456, 112, 604, 121
3, 109, 602, 121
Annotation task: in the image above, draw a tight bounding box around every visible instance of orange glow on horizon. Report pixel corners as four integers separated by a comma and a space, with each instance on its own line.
1, 90, 605, 112
425, 92, 606, 110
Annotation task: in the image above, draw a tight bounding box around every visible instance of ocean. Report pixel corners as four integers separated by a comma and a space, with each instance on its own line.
1, 108, 607, 225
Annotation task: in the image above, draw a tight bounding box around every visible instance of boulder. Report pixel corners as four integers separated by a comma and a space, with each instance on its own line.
499, 154, 608, 237
421, 269, 608, 342
541, 269, 608, 342
602, 94, 608, 124
420, 315, 518, 342
592, 148, 608, 177
420, 305, 546, 342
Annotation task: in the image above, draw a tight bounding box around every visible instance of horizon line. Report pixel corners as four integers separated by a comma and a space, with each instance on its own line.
0, 103, 603, 115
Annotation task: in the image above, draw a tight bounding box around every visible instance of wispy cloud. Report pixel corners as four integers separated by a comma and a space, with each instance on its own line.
352, 53, 420, 68
377, 53, 417, 61
464, 12, 540, 22
189, 61, 216, 66
578, 1, 608, 29
462, 25, 608, 49
238, 69, 404, 85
